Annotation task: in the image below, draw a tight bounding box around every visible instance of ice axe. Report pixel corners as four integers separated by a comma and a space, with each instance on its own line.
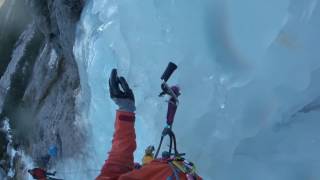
159, 62, 181, 127
155, 62, 184, 159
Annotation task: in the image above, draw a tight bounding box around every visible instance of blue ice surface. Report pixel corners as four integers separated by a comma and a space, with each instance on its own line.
71, 0, 320, 179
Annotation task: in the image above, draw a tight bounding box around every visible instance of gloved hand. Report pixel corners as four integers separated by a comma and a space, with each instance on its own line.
109, 69, 136, 112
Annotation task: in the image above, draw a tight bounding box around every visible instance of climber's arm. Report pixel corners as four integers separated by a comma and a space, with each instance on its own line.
96, 111, 136, 180
96, 69, 136, 180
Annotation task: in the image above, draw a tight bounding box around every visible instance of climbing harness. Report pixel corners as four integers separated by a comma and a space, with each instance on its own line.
168, 158, 198, 180
168, 162, 180, 180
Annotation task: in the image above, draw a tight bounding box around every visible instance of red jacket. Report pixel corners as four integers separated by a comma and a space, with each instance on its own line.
29, 168, 47, 180
96, 111, 202, 180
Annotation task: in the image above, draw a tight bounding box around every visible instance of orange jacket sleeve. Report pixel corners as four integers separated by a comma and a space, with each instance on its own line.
96, 111, 137, 180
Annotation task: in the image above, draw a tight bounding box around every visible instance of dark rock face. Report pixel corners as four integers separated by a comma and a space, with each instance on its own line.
0, 0, 85, 178
0, 0, 34, 78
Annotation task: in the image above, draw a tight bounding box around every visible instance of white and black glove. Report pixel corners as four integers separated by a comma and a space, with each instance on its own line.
109, 69, 136, 112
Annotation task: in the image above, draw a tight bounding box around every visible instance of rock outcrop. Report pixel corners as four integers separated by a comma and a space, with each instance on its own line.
0, 0, 85, 178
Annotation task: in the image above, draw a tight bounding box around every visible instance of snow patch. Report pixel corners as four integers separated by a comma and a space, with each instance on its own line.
48, 49, 58, 69
1, 119, 35, 179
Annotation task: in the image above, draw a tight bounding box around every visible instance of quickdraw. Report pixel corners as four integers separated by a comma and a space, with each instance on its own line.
154, 127, 185, 159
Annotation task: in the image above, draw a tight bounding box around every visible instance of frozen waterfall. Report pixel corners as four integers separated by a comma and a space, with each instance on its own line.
73, 0, 320, 179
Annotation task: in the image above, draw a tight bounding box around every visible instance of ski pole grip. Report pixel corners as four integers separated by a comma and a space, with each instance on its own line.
161, 62, 177, 82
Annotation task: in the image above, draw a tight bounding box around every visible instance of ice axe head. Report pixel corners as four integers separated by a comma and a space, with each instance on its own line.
159, 62, 179, 101
161, 62, 177, 82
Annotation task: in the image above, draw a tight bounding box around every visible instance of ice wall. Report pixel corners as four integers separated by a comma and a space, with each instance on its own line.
0, 0, 5, 8
74, 0, 320, 179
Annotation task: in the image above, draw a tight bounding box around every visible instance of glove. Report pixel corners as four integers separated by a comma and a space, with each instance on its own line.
109, 69, 136, 112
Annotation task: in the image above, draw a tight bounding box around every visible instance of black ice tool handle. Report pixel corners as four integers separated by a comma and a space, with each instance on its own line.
161, 62, 178, 82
